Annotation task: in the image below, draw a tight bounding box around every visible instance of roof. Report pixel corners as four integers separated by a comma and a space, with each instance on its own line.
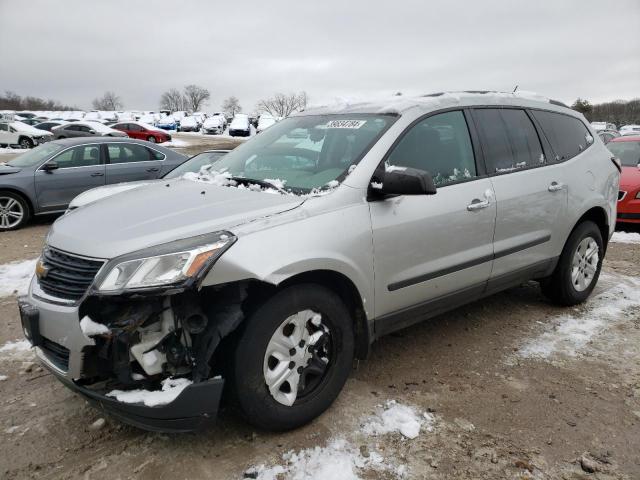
49, 137, 183, 157
298, 90, 575, 117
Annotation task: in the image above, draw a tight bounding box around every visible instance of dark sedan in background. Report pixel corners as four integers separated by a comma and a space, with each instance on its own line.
0, 137, 187, 230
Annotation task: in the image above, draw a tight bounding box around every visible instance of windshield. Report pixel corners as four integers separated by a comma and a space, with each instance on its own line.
608, 141, 640, 167
208, 114, 395, 192
165, 151, 227, 178
7, 143, 65, 167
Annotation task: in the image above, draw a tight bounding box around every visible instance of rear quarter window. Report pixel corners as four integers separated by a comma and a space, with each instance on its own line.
531, 111, 593, 162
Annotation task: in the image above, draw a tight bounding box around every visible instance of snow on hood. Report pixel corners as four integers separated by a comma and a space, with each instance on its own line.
80, 121, 117, 133
181, 116, 198, 126
68, 180, 157, 210
157, 116, 176, 125
49, 178, 306, 259
10, 121, 53, 136
204, 117, 223, 127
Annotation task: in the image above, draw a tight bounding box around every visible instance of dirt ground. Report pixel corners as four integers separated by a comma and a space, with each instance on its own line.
1, 138, 639, 478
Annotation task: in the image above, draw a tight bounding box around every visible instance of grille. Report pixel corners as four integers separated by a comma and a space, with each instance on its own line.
40, 337, 70, 371
37, 248, 104, 301
618, 191, 627, 201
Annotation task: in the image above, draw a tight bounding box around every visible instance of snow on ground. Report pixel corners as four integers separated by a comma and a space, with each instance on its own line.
248, 401, 432, 479
362, 400, 434, 439
0, 258, 37, 297
610, 231, 640, 245
106, 377, 192, 407
162, 138, 189, 148
0, 374, 7, 381
517, 273, 640, 360
0, 340, 33, 362
0, 147, 19, 154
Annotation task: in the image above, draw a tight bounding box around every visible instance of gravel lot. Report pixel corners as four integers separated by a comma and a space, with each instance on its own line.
1, 137, 639, 479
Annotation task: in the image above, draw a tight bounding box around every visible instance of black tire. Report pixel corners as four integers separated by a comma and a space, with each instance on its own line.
230, 284, 355, 431
540, 221, 604, 306
0, 190, 30, 231
19, 137, 33, 149
147, 135, 156, 143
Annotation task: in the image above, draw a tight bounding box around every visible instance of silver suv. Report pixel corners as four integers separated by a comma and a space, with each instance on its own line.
19, 92, 620, 432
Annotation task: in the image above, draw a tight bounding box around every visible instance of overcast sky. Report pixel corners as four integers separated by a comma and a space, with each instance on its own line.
1, 0, 638, 112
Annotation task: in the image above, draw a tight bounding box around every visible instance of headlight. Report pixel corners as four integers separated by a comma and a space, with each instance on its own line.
96, 232, 235, 292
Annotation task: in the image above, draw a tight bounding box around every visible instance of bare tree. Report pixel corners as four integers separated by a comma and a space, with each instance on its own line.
0, 91, 77, 111
159, 88, 186, 112
92, 91, 123, 110
183, 84, 210, 112
256, 91, 308, 117
222, 96, 242, 117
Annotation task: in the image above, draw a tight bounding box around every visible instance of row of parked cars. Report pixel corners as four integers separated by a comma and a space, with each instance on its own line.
591, 121, 640, 144
11, 92, 635, 435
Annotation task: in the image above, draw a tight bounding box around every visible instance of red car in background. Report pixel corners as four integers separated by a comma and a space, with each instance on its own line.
608, 135, 640, 224
111, 121, 172, 144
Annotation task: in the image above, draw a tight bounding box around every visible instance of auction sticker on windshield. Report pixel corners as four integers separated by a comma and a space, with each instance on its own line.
326, 119, 367, 129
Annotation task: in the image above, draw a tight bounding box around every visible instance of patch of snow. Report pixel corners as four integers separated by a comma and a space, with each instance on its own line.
518, 273, 640, 359
264, 178, 287, 190
162, 138, 189, 148
248, 438, 399, 480
182, 169, 234, 186
325, 180, 340, 188
362, 400, 433, 439
370, 181, 383, 190
0, 340, 33, 361
385, 165, 406, 173
610, 231, 640, 245
0, 374, 8, 381
80, 316, 110, 336
0, 258, 37, 297
106, 377, 192, 407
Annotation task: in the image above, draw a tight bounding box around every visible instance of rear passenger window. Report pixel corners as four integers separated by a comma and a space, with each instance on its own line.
386, 111, 477, 186
531, 111, 592, 162
474, 109, 544, 173
107, 144, 153, 164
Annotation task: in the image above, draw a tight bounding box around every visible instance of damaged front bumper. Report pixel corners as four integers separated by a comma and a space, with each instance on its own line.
20, 273, 243, 433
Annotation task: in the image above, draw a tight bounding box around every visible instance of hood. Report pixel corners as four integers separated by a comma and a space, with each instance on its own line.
620, 166, 640, 189
0, 164, 21, 175
48, 178, 306, 258
68, 180, 158, 209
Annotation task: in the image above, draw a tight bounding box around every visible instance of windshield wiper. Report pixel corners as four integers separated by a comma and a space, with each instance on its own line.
229, 176, 288, 194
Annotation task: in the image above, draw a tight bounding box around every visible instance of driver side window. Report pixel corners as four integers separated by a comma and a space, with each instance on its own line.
386, 111, 478, 186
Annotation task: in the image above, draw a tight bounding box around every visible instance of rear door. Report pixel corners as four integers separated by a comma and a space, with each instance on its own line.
105, 143, 162, 184
370, 110, 497, 334
34, 144, 106, 211
471, 108, 568, 292
0, 123, 19, 145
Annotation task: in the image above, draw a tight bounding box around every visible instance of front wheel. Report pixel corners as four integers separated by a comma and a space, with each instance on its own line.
231, 284, 354, 431
541, 220, 604, 306
19, 137, 33, 149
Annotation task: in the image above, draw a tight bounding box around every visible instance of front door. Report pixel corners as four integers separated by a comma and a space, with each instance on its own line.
35, 144, 106, 211
0, 123, 19, 145
105, 143, 162, 184
370, 110, 496, 334
471, 108, 568, 291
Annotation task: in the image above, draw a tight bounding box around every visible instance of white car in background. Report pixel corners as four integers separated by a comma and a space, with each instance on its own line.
229, 113, 251, 137
257, 114, 277, 133
620, 124, 640, 136
590, 121, 616, 132
139, 113, 158, 126
202, 115, 225, 134
179, 116, 200, 132
0, 120, 53, 148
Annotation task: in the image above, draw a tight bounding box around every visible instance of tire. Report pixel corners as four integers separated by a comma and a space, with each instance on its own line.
19, 137, 33, 149
0, 191, 30, 231
147, 136, 156, 143
230, 284, 355, 431
540, 220, 603, 306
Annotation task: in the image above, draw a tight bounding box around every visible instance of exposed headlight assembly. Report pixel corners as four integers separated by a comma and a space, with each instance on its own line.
96, 231, 235, 293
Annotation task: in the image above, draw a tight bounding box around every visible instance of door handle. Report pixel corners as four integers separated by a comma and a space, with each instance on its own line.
548, 181, 564, 192
467, 199, 490, 211
90, 172, 104, 177
146, 167, 160, 172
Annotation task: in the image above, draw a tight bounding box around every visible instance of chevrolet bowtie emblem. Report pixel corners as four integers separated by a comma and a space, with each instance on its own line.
35, 260, 49, 279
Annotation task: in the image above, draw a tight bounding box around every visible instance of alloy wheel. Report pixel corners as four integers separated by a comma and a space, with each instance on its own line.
0, 196, 25, 229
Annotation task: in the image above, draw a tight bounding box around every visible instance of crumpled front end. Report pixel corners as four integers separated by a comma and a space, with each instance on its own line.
20, 245, 248, 432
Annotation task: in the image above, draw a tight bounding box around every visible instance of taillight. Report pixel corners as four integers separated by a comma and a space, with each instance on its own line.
611, 156, 622, 173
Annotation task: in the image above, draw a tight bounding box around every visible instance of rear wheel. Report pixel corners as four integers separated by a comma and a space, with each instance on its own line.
0, 191, 30, 231
541, 221, 603, 306
231, 284, 354, 431
147, 135, 156, 143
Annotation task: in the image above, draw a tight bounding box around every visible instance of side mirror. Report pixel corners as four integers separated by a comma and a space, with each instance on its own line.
89, 129, 97, 134
43, 161, 59, 172
373, 166, 437, 197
